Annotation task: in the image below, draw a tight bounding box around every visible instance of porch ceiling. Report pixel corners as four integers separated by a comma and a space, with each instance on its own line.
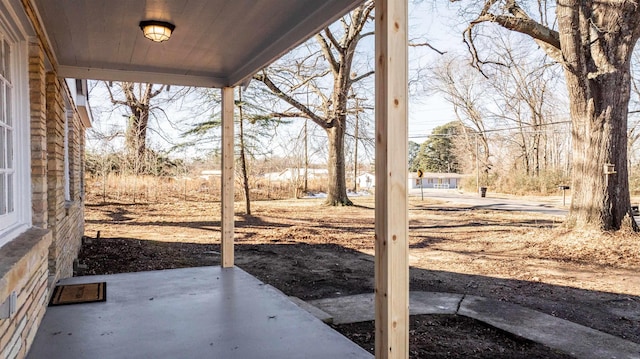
31, 0, 362, 87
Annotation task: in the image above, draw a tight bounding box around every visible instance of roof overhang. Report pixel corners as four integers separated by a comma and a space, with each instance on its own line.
29, 0, 363, 87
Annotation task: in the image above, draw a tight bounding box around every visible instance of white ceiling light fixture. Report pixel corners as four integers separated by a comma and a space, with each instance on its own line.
139, 20, 175, 43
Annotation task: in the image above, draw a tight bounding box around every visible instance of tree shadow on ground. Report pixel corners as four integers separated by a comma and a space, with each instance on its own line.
85, 214, 293, 234
77, 237, 640, 345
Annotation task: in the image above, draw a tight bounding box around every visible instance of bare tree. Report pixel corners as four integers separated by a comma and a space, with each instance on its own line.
455, 0, 640, 230
627, 50, 640, 167
431, 57, 492, 183
105, 82, 166, 174
237, 87, 251, 215
181, 85, 284, 210
488, 36, 565, 176
254, 1, 375, 206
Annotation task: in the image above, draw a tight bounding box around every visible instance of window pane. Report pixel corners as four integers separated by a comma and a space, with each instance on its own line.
7, 173, 12, 213
0, 83, 4, 125
0, 39, 4, 78
0, 174, 5, 215
4, 39, 10, 82
5, 83, 10, 126
0, 127, 5, 168
6, 128, 11, 168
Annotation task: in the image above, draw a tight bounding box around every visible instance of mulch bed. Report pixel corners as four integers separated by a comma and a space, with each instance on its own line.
334, 314, 574, 359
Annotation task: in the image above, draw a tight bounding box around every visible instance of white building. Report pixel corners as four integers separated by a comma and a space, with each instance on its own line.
263, 168, 329, 182
356, 172, 376, 189
409, 172, 464, 189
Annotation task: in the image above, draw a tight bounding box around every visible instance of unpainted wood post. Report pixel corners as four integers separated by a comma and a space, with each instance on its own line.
374, 0, 409, 358
221, 87, 235, 268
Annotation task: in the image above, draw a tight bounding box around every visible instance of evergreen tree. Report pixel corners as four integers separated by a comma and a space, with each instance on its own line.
412, 122, 461, 173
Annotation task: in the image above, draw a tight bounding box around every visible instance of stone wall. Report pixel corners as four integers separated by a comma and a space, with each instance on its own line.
0, 229, 52, 359
29, 41, 48, 230
45, 73, 85, 281
0, 36, 87, 359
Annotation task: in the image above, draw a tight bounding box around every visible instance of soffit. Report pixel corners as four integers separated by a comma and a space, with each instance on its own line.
31, 0, 362, 87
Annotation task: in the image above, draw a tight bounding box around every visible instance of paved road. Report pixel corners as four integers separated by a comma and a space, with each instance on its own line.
410, 188, 568, 216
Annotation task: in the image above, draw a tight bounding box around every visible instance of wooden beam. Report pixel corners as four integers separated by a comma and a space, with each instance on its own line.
374, 0, 409, 358
21, 0, 59, 72
57, 66, 227, 88
221, 87, 235, 268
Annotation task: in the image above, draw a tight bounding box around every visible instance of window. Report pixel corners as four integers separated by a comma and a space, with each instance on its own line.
0, 23, 30, 247
0, 36, 15, 227
64, 108, 71, 202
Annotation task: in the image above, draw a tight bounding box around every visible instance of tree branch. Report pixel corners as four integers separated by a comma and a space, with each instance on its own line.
359, 31, 374, 39
315, 33, 340, 74
253, 71, 329, 128
150, 84, 166, 99
104, 81, 129, 106
290, 69, 331, 92
409, 41, 446, 55
350, 70, 375, 84
346, 2, 374, 50
324, 28, 342, 52
353, 1, 375, 35
461, 0, 563, 70
472, 14, 560, 51
270, 111, 307, 118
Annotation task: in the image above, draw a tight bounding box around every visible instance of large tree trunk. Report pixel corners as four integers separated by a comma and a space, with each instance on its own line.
325, 123, 352, 206
108, 82, 165, 175
566, 70, 636, 230
124, 110, 148, 174
559, 1, 639, 230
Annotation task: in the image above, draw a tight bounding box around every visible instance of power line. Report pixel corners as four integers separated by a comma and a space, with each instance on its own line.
409, 120, 572, 139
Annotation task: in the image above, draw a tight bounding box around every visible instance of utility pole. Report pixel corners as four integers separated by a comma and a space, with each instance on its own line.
304, 120, 308, 193
475, 134, 480, 193
349, 92, 366, 192
353, 97, 360, 192
304, 90, 309, 194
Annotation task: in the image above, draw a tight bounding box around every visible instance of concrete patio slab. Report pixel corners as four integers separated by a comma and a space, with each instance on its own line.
309, 292, 463, 324
309, 293, 375, 325
459, 295, 640, 359
27, 266, 372, 359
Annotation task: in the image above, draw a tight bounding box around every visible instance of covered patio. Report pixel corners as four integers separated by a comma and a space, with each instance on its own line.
27, 266, 372, 358
23, 0, 410, 357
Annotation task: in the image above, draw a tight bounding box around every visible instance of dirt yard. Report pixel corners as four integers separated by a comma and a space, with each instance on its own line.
79, 193, 640, 358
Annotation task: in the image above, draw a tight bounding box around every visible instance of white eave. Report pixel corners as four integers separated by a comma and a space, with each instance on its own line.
30, 0, 364, 88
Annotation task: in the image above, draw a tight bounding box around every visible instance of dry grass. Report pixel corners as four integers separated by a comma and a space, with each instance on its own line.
82, 192, 640, 344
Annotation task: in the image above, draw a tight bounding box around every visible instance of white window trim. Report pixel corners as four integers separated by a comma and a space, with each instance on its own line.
0, 35, 31, 248
64, 109, 71, 202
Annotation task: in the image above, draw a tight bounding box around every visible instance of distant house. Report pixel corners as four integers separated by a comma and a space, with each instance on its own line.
199, 169, 221, 180
263, 168, 329, 183
356, 172, 375, 189
409, 172, 464, 189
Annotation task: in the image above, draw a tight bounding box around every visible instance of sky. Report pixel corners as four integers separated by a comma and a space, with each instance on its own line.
86, 3, 479, 158
406, 2, 469, 142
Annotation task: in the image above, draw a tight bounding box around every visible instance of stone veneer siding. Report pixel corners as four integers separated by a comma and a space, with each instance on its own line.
45, 73, 85, 282
29, 41, 48, 229
0, 229, 51, 359
0, 37, 87, 359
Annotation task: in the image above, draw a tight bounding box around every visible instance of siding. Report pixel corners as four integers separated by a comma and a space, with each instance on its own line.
0, 36, 87, 359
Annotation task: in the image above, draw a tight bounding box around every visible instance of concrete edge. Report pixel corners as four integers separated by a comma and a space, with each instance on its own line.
289, 296, 333, 324
305, 291, 640, 359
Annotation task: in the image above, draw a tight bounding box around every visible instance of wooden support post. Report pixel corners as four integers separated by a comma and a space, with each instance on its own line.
374, 0, 409, 358
221, 86, 235, 268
